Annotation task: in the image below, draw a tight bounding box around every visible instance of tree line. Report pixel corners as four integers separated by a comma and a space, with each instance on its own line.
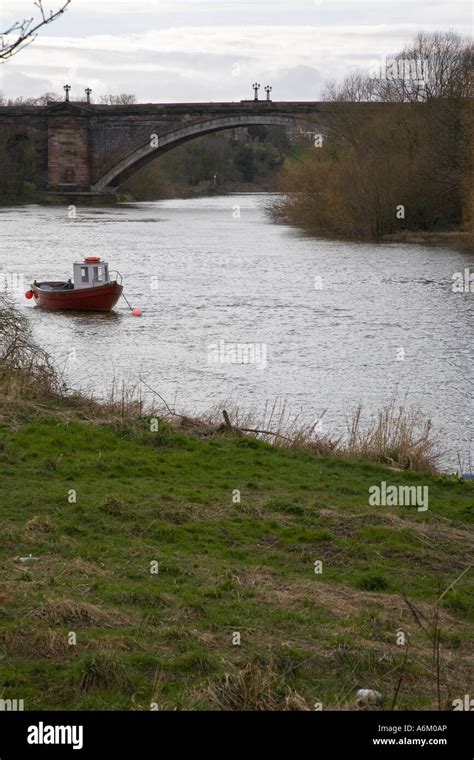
276, 32, 473, 241
0, 92, 137, 107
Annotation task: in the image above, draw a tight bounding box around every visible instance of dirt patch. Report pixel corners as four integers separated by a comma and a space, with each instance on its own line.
263, 579, 461, 629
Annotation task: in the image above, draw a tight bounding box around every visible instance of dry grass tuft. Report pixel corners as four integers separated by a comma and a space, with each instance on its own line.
25, 515, 56, 535
99, 495, 133, 516
284, 688, 312, 711
207, 664, 280, 711
70, 558, 109, 576
207, 663, 310, 711
345, 403, 441, 472
76, 655, 130, 693
29, 599, 130, 628
3, 628, 70, 660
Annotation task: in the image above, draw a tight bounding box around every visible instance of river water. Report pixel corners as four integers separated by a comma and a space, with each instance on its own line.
1, 194, 472, 471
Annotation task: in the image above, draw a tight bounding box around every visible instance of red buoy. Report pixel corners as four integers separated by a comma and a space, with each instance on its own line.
25, 290, 33, 300
132, 307, 142, 317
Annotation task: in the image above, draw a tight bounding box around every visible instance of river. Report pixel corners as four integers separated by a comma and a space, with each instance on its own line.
1, 194, 472, 471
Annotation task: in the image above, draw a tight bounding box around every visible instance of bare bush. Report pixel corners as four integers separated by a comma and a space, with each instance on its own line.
0, 292, 59, 397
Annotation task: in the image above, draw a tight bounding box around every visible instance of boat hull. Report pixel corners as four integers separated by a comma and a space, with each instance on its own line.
31, 282, 123, 312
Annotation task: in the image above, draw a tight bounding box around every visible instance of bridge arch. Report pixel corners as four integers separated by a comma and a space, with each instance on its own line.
91, 113, 320, 193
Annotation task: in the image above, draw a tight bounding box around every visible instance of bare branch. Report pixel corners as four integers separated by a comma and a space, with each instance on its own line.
1, 0, 71, 62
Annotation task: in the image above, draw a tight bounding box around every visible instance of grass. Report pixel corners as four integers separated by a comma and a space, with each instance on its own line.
0, 296, 472, 711
0, 414, 472, 711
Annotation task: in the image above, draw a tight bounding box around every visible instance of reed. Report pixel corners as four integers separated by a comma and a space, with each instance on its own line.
197, 399, 440, 472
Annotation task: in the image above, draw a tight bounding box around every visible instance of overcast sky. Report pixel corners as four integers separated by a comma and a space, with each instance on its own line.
0, 0, 471, 101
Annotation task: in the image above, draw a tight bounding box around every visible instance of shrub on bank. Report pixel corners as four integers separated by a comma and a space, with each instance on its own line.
276, 32, 472, 240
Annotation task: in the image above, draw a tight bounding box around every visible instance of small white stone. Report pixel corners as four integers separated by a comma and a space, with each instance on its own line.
17, 554, 39, 565
356, 689, 383, 706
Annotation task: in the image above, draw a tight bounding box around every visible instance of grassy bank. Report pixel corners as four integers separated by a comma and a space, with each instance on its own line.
0, 404, 473, 711
0, 299, 473, 711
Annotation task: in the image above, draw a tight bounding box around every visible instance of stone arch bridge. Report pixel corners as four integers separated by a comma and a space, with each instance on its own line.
0, 99, 385, 195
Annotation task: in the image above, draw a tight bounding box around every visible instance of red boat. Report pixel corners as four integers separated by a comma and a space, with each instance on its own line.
27, 257, 123, 312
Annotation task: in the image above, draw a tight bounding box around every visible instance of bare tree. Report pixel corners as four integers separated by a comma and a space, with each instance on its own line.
370, 32, 472, 103
33, 91, 63, 105
99, 94, 137, 105
0, 92, 62, 106
323, 73, 378, 102
324, 32, 472, 104
1, 0, 71, 62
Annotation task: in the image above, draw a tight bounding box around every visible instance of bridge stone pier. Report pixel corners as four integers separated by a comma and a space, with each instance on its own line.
0, 99, 383, 195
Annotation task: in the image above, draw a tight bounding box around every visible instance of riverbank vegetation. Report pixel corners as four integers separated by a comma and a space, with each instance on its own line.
1, 296, 473, 710
276, 32, 473, 243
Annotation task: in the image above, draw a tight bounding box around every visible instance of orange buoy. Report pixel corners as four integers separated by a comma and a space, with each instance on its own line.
132, 308, 142, 317
84, 256, 101, 264
25, 290, 33, 299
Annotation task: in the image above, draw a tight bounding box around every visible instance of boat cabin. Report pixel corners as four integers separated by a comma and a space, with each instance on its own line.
73, 257, 110, 290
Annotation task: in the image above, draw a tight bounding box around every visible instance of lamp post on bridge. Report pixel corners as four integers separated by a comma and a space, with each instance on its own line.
85, 87, 92, 104
265, 85, 272, 102
252, 82, 260, 101
63, 84, 71, 102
